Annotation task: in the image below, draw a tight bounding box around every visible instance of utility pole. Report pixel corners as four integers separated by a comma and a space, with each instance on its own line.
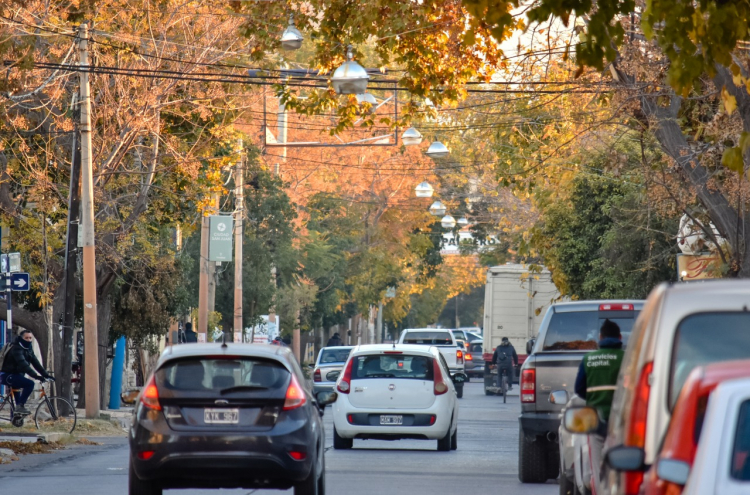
377, 301, 383, 344
198, 213, 209, 338
268, 101, 286, 349
79, 23, 100, 418
233, 139, 244, 341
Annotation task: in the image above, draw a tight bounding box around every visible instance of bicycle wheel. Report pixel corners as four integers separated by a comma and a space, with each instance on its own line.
35, 396, 77, 434
502, 376, 508, 403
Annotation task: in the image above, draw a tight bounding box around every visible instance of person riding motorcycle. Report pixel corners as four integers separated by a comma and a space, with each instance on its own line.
491, 337, 518, 391
0, 330, 54, 416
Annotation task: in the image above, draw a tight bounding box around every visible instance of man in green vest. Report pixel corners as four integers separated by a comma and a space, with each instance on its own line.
573, 318, 624, 489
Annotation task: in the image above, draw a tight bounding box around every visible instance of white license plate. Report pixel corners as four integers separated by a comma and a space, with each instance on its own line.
380, 415, 403, 425
204, 408, 239, 424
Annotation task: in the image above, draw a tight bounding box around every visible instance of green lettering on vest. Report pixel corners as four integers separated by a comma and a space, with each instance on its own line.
583, 348, 624, 420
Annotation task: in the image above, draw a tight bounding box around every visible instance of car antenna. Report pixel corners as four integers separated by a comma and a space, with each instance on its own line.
221, 332, 228, 348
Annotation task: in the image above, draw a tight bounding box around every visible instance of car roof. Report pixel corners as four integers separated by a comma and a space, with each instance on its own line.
350, 344, 439, 357
319, 346, 354, 351
157, 343, 292, 367
402, 328, 453, 332
551, 300, 645, 313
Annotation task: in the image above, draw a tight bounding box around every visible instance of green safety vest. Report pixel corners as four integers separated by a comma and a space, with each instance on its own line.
582, 347, 624, 421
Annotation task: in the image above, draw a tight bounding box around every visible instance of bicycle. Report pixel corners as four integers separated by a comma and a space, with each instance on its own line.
499, 368, 509, 403
0, 377, 77, 433
0, 386, 29, 427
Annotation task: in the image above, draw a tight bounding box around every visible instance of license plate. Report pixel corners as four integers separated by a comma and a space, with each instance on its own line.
380, 415, 403, 425
204, 408, 239, 424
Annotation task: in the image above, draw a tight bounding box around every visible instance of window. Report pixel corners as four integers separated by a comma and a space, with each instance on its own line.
351, 355, 434, 380
542, 312, 637, 351
465, 332, 483, 342
670, 313, 750, 408
469, 343, 484, 353
403, 331, 454, 346
156, 357, 290, 395
319, 348, 352, 364
731, 399, 750, 481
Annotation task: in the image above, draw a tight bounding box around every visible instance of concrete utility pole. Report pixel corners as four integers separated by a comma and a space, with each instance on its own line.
198, 214, 209, 338
268, 100, 286, 349
377, 301, 383, 344
233, 139, 244, 340
79, 23, 100, 418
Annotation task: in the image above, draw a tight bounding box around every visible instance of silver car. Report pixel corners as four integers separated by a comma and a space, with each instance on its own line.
312, 346, 353, 395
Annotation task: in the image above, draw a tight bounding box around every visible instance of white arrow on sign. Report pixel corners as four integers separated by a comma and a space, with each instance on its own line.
13, 278, 26, 288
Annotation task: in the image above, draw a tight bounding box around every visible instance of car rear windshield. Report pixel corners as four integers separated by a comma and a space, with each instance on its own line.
731, 399, 750, 481
319, 348, 352, 364
542, 311, 638, 351
670, 312, 750, 408
402, 331, 453, 346
156, 357, 290, 396
351, 354, 434, 380
469, 343, 483, 353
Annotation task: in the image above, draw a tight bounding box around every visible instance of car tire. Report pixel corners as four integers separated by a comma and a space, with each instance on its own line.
518, 427, 549, 483
129, 459, 162, 495
294, 457, 320, 495
450, 427, 458, 450
437, 428, 452, 452
456, 384, 464, 399
333, 427, 353, 450
547, 447, 561, 480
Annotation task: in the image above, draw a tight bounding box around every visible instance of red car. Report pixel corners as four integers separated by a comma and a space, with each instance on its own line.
643, 359, 750, 495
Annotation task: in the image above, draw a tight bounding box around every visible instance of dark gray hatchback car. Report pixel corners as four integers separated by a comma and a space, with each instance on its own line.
129, 343, 335, 495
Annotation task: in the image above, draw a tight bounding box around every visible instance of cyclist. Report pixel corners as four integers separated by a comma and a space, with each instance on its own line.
0, 330, 54, 415
492, 337, 518, 392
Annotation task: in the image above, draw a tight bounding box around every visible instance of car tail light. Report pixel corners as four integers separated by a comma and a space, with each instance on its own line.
599, 303, 634, 311
624, 361, 653, 495
337, 358, 354, 394
433, 358, 449, 395
313, 368, 322, 382
521, 369, 536, 403
288, 451, 307, 461
456, 350, 464, 365
465, 353, 473, 361
137, 450, 155, 460
283, 374, 307, 410
141, 375, 161, 411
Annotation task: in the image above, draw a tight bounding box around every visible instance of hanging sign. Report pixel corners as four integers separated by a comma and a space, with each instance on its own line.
208, 216, 234, 262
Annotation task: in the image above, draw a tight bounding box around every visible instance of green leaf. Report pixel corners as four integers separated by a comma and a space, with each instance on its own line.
721, 147, 744, 174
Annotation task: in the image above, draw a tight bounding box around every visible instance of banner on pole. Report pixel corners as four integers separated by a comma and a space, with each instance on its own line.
208, 215, 233, 262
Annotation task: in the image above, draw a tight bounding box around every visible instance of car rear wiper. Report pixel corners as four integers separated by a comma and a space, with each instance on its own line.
219, 385, 269, 395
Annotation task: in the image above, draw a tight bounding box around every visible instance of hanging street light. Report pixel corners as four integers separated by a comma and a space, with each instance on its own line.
332, 46, 369, 95
426, 141, 449, 159
280, 15, 304, 51
457, 217, 469, 227
429, 200, 447, 216
441, 215, 457, 229
415, 181, 434, 198
401, 127, 423, 146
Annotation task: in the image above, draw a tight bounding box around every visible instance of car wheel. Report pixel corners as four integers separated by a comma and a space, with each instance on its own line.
456, 384, 464, 399
547, 447, 561, 480
518, 427, 549, 483
333, 427, 353, 450
450, 427, 458, 450
294, 460, 320, 495
129, 459, 162, 495
437, 428, 452, 452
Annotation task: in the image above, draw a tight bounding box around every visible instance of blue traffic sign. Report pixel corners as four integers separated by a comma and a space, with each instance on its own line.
8, 272, 29, 291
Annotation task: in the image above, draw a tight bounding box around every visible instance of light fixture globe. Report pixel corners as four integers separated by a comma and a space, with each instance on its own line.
426, 141, 449, 159
402, 127, 423, 146
280, 16, 304, 51
332, 47, 369, 95
457, 217, 469, 226
429, 200, 446, 216
415, 181, 434, 198
441, 215, 457, 229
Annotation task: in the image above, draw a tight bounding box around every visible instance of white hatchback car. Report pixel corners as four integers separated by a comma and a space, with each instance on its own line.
331, 344, 462, 451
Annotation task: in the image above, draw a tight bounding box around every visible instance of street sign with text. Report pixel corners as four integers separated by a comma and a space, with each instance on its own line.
208, 215, 234, 262
8, 252, 21, 273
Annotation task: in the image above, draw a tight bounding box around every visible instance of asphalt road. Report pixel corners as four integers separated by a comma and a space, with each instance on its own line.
0, 381, 558, 494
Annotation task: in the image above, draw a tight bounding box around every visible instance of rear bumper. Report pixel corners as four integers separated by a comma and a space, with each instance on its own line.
332, 399, 453, 440
519, 412, 561, 438
312, 382, 335, 395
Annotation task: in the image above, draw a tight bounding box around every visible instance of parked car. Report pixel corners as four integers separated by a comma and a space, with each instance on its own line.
605, 375, 750, 495
331, 344, 463, 451
600, 280, 750, 495
128, 343, 335, 495
519, 300, 644, 484
312, 346, 353, 395
398, 328, 465, 398
464, 341, 484, 378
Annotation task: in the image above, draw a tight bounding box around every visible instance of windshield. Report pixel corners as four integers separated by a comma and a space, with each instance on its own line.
542, 312, 637, 351
319, 348, 352, 364
156, 357, 290, 395
670, 312, 750, 408
402, 331, 453, 346
351, 354, 434, 380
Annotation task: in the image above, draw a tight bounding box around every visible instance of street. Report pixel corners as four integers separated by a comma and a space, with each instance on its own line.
0, 382, 557, 494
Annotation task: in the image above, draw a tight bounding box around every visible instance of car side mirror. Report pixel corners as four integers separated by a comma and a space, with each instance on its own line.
563, 406, 600, 434
605, 445, 646, 472
451, 373, 467, 384
316, 391, 338, 407
526, 338, 536, 355
549, 390, 570, 405
656, 459, 690, 485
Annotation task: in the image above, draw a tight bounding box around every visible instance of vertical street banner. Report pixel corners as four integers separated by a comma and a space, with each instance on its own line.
208, 215, 234, 262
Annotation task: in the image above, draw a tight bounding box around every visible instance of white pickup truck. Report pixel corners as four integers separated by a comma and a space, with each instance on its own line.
397, 328, 466, 398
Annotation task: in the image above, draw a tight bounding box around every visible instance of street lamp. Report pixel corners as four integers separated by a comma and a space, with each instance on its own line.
457, 217, 469, 227
429, 200, 446, 216
280, 15, 304, 51
332, 46, 369, 95
415, 181, 434, 198
401, 127, 423, 146
426, 141, 449, 159
441, 215, 457, 229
